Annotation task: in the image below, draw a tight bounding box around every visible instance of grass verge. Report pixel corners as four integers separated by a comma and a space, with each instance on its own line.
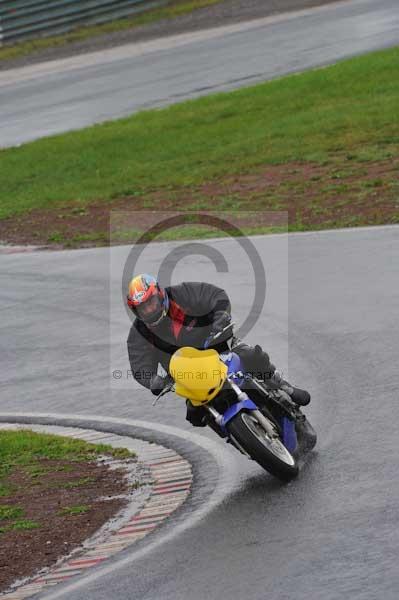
59, 505, 90, 516
0, 46, 398, 246
0, 429, 134, 508
0, 430, 136, 592
0, 428, 134, 533
0, 0, 222, 63
0, 430, 133, 472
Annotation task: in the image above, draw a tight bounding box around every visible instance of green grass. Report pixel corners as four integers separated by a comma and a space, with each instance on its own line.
59, 505, 90, 516
0, 483, 13, 497
0, 507, 41, 534
0, 519, 41, 534
1, 46, 399, 222
0, 430, 135, 505
111, 224, 288, 241
0, 430, 134, 465
0, 505, 24, 521
50, 224, 288, 247
0, 0, 222, 63
11, 519, 40, 531
0, 431, 136, 541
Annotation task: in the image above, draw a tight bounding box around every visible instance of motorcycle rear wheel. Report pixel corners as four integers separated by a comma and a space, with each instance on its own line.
227, 411, 299, 481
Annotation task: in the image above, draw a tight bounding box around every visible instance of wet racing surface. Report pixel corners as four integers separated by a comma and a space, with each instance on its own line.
1, 227, 399, 599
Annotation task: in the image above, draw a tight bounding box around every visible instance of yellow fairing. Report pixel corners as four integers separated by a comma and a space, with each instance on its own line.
170, 347, 228, 406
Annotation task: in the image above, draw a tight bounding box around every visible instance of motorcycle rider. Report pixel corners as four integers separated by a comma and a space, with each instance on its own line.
126, 274, 312, 431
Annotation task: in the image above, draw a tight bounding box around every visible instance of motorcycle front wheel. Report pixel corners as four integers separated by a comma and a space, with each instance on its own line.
227, 411, 299, 481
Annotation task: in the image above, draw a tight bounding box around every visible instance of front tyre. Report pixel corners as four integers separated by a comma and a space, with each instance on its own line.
227, 411, 299, 481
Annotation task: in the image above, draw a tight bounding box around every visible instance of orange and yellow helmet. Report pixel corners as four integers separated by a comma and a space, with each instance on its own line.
127, 274, 169, 327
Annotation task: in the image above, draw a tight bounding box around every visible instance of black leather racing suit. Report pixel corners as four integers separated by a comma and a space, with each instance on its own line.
127, 282, 274, 425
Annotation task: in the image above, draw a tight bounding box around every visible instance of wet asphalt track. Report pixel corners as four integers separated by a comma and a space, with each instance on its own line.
1, 0, 399, 597
0, 0, 399, 147
1, 226, 399, 599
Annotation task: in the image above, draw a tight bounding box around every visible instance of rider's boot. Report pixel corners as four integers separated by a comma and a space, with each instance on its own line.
270, 370, 311, 406
294, 410, 317, 453
185, 400, 207, 427
270, 366, 315, 451
232, 342, 311, 406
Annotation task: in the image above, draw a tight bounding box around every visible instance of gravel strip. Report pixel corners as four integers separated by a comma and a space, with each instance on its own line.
0, 0, 348, 72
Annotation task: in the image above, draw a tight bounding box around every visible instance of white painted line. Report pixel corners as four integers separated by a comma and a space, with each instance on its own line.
149, 493, 190, 503
152, 467, 189, 474
46, 568, 82, 576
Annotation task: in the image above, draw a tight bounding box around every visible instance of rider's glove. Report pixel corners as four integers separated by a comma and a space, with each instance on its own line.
150, 374, 171, 396
211, 310, 231, 334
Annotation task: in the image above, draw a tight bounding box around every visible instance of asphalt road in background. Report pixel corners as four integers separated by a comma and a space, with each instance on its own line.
2, 226, 399, 599
1, 0, 399, 147
1, 1, 399, 598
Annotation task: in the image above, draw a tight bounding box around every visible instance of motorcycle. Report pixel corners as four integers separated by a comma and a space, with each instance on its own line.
155, 324, 316, 482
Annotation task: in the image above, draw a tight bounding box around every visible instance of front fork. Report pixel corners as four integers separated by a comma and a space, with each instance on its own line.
206, 404, 277, 438
205, 379, 296, 456
206, 379, 279, 439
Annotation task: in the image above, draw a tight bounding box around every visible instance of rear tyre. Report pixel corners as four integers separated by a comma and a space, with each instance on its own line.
227, 411, 299, 481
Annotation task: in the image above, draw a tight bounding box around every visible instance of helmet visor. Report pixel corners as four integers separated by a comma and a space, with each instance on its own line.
135, 293, 164, 325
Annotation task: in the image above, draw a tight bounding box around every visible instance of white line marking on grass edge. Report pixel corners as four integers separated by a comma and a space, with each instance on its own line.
0, 413, 239, 600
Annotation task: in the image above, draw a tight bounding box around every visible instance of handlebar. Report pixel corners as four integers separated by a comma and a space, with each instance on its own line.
152, 381, 175, 406
204, 322, 235, 349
